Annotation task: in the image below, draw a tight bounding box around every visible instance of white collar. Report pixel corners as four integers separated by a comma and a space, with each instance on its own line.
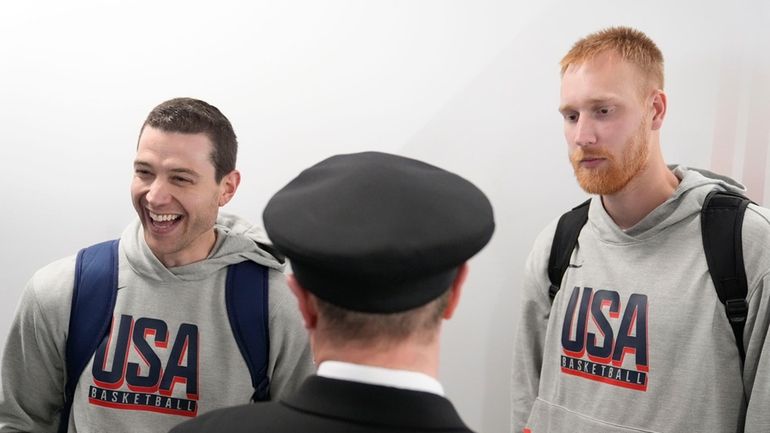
316, 361, 445, 396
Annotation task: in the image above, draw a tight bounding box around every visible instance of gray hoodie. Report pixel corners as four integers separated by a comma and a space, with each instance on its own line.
0, 213, 314, 433
512, 166, 770, 433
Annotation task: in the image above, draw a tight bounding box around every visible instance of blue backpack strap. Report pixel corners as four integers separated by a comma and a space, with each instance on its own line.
547, 199, 591, 300
701, 190, 751, 364
225, 260, 271, 402
59, 239, 120, 433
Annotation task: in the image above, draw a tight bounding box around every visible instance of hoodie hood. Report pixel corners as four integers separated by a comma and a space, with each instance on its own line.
589, 165, 745, 243
122, 212, 285, 283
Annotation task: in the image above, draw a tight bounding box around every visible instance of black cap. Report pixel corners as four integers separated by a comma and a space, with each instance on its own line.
263, 151, 495, 313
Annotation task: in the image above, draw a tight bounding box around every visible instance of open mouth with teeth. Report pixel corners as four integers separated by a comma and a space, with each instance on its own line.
147, 210, 183, 233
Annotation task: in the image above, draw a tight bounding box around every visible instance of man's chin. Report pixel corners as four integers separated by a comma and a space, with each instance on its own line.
575, 171, 628, 195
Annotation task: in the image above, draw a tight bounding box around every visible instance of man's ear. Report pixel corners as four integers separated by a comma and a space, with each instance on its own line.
443, 263, 469, 320
218, 169, 241, 207
650, 90, 667, 131
287, 275, 318, 330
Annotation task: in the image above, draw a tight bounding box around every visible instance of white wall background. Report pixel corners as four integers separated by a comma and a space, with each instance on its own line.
1, 1, 769, 432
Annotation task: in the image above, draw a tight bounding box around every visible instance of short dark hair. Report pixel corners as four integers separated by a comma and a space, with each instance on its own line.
141, 97, 237, 182
315, 288, 452, 346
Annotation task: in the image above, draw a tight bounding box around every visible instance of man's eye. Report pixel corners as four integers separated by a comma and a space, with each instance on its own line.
564, 113, 578, 122
173, 176, 192, 183
597, 107, 613, 116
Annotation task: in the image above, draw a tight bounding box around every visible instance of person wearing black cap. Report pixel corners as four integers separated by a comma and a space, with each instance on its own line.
169, 151, 495, 433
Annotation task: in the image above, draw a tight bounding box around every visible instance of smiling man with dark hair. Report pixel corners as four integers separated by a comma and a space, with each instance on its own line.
0, 97, 314, 433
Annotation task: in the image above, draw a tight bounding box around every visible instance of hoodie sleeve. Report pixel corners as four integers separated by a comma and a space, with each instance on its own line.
264, 270, 314, 400
740, 206, 770, 433
510, 221, 557, 433
0, 257, 74, 433
744, 277, 770, 433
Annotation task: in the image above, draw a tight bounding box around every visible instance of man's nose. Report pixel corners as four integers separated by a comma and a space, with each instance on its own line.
146, 179, 172, 206
573, 117, 597, 147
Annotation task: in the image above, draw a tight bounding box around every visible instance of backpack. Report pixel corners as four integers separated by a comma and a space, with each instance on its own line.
59, 239, 271, 433
547, 190, 751, 364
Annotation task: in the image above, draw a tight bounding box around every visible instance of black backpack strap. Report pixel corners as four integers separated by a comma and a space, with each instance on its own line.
60, 239, 120, 433
225, 260, 271, 402
547, 199, 591, 300
701, 190, 751, 364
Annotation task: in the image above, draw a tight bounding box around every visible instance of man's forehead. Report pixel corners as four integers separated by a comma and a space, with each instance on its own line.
137, 127, 212, 152
135, 127, 216, 169
560, 54, 642, 99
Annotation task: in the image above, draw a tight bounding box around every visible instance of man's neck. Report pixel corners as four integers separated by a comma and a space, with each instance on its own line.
602, 159, 679, 230
313, 337, 441, 378
151, 229, 218, 268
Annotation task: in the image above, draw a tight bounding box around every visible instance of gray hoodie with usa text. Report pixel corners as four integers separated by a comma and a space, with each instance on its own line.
0, 213, 314, 433
512, 166, 770, 433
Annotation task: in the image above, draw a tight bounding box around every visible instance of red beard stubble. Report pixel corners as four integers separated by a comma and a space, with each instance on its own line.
570, 119, 650, 195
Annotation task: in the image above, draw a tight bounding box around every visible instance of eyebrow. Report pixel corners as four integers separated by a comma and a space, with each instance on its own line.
559, 96, 621, 113
133, 161, 201, 178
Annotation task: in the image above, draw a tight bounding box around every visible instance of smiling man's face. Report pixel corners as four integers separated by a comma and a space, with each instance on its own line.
131, 126, 233, 267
